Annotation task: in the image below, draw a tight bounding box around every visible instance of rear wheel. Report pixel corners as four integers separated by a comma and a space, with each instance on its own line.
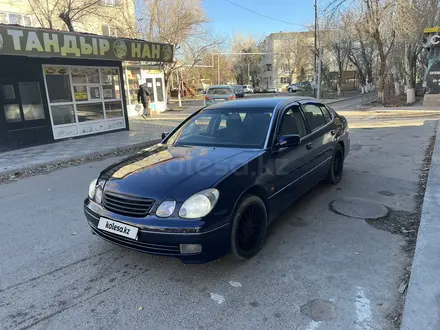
231, 195, 267, 261
326, 144, 344, 184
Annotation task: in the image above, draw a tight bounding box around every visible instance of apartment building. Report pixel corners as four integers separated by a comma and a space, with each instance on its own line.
260, 31, 315, 91
0, 0, 136, 38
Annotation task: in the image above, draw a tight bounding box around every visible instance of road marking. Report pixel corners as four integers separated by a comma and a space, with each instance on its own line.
305, 320, 321, 330
229, 281, 242, 288
355, 286, 373, 330
210, 293, 225, 304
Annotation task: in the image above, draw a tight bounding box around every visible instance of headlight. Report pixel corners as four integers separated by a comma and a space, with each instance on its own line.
156, 200, 176, 218
88, 178, 98, 199
179, 189, 219, 219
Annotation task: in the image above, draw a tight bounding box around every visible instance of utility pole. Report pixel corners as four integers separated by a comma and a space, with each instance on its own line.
217, 53, 220, 84
314, 0, 318, 98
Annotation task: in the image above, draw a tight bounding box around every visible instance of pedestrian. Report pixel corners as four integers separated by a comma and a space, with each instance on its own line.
137, 83, 151, 119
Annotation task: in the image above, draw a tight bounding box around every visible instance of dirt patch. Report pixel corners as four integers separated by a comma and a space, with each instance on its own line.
368, 128, 436, 328
0, 142, 158, 185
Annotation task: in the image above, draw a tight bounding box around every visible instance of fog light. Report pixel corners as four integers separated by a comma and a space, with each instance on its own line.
180, 244, 202, 254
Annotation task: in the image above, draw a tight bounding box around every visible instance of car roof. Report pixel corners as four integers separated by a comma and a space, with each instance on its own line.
204, 96, 318, 110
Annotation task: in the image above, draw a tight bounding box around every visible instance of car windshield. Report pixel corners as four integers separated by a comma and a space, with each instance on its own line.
208, 87, 233, 95
165, 107, 274, 149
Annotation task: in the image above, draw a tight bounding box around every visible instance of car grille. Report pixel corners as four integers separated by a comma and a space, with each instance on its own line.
102, 191, 154, 217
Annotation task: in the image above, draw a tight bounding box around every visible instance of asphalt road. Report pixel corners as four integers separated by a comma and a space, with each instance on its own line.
0, 113, 438, 329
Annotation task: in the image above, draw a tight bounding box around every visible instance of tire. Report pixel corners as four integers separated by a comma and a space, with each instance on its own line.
230, 195, 267, 261
326, 144, 344, 184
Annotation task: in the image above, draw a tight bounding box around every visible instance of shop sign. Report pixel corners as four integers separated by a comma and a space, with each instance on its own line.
0, 25, 173, 62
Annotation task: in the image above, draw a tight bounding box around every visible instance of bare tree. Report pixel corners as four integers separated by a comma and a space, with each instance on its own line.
138, 0, 223, 89
395, 0, 440, 103
328, 0, 397, 103
27, 0, 108, 32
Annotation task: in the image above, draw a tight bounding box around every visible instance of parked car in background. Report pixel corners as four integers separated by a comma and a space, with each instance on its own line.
254, 87, 263, 93
84, 97, 350, 263
265, 87, 277, 93
204, 85, 236, 106
287, 84, 301, 93
242, 85, 254, 94
288, 82, 312, 93
232, 85, 245, 98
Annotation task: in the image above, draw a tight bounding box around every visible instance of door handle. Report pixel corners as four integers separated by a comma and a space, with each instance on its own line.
306, 142, 313, 150
331, 130, 336, 136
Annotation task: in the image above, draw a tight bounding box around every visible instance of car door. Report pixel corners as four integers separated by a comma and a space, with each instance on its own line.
268, 103, 312, 213
299, 102, 336, 183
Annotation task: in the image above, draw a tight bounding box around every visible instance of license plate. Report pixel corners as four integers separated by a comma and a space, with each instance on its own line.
98, 218, 139, 240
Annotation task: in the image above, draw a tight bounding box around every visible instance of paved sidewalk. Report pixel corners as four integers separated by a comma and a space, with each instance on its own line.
0, 120, 168, 176
401, 121, 440, 330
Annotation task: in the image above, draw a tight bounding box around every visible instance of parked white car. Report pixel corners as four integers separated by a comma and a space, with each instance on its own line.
242, 85, 254, 94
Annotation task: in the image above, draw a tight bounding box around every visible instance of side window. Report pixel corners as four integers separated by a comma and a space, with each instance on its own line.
302, 103, 327, 131
319, 105, 332, 123
278, 106, 307, 138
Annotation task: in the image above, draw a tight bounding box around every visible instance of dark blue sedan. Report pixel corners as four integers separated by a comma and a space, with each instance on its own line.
84, 97, 350, 263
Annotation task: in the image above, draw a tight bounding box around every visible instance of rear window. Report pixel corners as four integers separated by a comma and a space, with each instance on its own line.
208, 87, 233, 95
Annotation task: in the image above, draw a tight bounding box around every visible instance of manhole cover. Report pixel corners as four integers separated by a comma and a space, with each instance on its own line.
331, 197, 388, 219
300, 299, 337, 321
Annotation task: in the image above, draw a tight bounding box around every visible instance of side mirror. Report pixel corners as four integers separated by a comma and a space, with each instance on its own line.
161, 132, 169, 140
275, 134, 300, 150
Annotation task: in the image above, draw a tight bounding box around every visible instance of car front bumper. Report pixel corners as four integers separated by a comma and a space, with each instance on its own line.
84, 200, 231, 264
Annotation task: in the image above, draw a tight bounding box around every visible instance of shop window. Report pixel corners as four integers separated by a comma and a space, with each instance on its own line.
1, 85, 15, 100
156, 78, 164, 102
76, 103, 104, 122
90, 87, 101, 99
45, 67, 72, 103
126, 68, 141, 104
101, 68, 121, 99
4, 104, 21, 122
73, 86, 88, 101
19, 82, 45, 120
105, 101, 123, 118
51, 105, 75, 125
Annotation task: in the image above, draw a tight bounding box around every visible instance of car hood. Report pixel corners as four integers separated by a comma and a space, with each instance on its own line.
100, 144, 263, 200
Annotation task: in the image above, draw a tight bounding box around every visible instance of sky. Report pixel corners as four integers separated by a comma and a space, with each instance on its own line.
202, 0, 332, 41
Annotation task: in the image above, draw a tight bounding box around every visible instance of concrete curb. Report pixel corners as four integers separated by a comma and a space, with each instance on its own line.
401, 121, 440, 330
0, 139, 161, 178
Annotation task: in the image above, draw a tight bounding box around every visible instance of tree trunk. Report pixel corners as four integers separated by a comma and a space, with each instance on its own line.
59, 13, 74, 32
393, 65, 401, 96
405, 44, 418, 104
378, 61, 386, 103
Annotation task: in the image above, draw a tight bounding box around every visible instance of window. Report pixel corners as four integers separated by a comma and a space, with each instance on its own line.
19, 82, 45, 120
102, 25, 118, 37
280, 77, 289, 84
4, 104, 21, 122
166, 108, 274, 148
45, 67, 72, 103
43, 65, 124, 135
1, 85, 15, 100
0, 12, 32, 26
101, 0, 121, 6
302, 104, 327, 131
51, 105, 75, 125
279, 106, 307, 137
319, 105, 332, 123
76, 103, 104, 122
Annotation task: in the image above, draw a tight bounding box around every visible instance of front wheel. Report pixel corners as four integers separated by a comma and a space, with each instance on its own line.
326, 144, 344, 184
231, 195, 267, 261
